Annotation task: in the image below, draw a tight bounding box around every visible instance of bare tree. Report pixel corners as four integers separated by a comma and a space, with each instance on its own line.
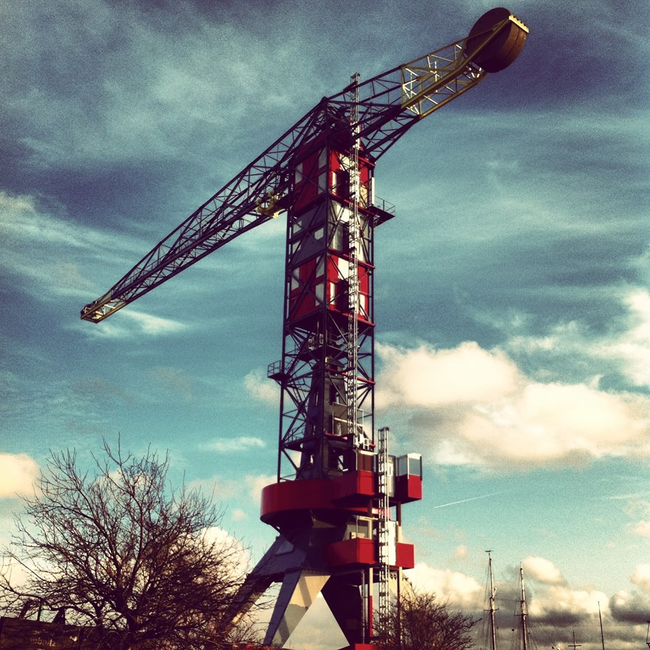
0, 441, 259, 650
378, 590, 477, 650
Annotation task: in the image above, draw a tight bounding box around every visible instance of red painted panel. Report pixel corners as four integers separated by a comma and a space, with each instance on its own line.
396, 543, 415, 569
395, 474, 423, 503
325, 538, 415, 569
261, 470, 378, 522
323, 255, 373, 323
293, 148, 328, 213
328, 150, 374, 207
334, 470, 376, 502
324, 538, 376, 567
288, 257, 324, 321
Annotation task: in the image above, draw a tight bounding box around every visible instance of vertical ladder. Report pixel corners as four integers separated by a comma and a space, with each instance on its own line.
377, 426, 391, 634
346, 73, 362, 450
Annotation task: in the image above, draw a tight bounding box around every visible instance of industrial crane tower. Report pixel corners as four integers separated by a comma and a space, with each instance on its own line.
81, 8, 528, 649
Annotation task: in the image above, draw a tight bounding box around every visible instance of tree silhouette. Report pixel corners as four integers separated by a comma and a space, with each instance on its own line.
0, 441, 259, 649
378, 590, 477, 650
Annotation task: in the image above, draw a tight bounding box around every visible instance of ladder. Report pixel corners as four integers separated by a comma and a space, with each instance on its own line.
377, 426, 391, 632
346, 73, 363, 450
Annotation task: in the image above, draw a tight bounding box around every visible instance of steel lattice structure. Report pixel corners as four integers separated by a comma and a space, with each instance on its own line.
81, 9, 528, 650
81, 15, 526, 324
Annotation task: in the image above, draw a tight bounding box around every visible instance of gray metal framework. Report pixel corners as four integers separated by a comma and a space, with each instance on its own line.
268, 114, 382, 483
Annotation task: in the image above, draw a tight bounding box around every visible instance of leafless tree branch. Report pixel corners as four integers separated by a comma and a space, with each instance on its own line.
0, 440, 260, 650
376, 589, 477, 650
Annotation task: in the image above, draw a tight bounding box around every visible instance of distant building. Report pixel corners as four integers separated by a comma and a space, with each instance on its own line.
0, 616, 118, 649
0, 617, 284, 650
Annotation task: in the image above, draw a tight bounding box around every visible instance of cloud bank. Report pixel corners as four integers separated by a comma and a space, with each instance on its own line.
376, 315, 650, 470
0, 453, 38, 499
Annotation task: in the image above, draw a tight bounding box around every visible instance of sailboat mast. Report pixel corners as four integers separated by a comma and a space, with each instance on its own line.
598, 601, 605, 650
487, 551, 498, 650
569, 630, 582, 650
519, 564, 530, 650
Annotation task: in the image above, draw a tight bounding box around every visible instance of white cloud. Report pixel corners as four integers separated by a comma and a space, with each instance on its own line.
244, 368, 279, 404
186, 472, 274, 507
231, 508, 248, 521
245, 473, 276, 503
186, 473, 268, 504
6, 2, 320, 171
632, 521, 650, 537
81, 310, 188, 340
186, 476, 238, 500
0, 193, 200, 335
376, 341, 650, 469
405, 563, 482, 609
0, 191, 104, 252
376, 341, 519, 408
480, 382, 648, 461
454, 545, 469, 560
608, 289, 650, 387
631, 564, 650, 592
610, 588, 650, 623
530, 584, 609, 620
79, 309, 190, 340
522, 556, 565, 585
202, 525, 251, 575
508, 288, 650, 391
187, 476, 256, 503
0, 556, 31, 588
122, 311, 188, 335
399, 560, 617, 642
0, 191, 143, 299
201, 437, 266, 454
0, 453, 39, 499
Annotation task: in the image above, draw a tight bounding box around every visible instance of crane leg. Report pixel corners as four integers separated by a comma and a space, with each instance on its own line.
322, 573, 366, 645
265, 569, 330, 646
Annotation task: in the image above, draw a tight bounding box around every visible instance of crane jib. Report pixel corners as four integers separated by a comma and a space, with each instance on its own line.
80, 10, 527, 323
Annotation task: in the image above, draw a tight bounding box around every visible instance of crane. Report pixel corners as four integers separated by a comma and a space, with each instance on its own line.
81, 8, 528, 649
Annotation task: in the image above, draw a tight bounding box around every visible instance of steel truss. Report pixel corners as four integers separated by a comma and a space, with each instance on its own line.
80, 11, 528, 648
269, 108, 380, 481
81, 34, 487, 323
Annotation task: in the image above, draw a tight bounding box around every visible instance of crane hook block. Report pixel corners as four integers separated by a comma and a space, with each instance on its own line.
466, 7, 529, 73
256, 190, 281, 218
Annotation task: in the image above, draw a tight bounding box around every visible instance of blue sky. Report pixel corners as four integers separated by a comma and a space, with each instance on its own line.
1, 0, 648, 648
